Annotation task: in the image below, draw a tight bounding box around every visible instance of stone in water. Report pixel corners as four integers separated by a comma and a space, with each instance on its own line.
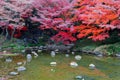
55, 49, 59, 53
9, 71, 19, 76
72, 52, 75, 55
32, 51, 38, 58
17, 62, 22, 66
5, 57, 12, 62
70, 62, 78, 68
89, 64, 95, 70
75, 55, 82, 60
50, 62, 57, 66
65, 54, 69, 57
17, 66, 26, 72
21, 50, 25, 53
26, 54, 32, 62
50, 51, 56, 57
75, 75, 83, 80
116, 53, 120, 58
3, 50, 7, 53
38, 50, 42, 53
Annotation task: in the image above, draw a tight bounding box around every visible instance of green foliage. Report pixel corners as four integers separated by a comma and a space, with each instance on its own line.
74, 39, 102, 51
106, 44, 120, 55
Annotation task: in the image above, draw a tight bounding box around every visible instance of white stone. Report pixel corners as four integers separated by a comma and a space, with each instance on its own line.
75, 55, 82, 60
3, 50, 7, 53
89, 63, 95, 70
50, 51, 56, 57
75, 75, 82, 79
26, 54, 32, 62
50, 62, 57, 66
9, 72, 19, 76
70, 62, 78, 68
72, 52, 75, 55
55, 49, 59, 52
21, 50, 25, 53
82, 78, 85, 80
5, 58, 12, 62
32, 51, 38, 58
17, 62, 22, 66
65, 54, 69, 57
38, 50, 42, 53
17, 66, 26, 72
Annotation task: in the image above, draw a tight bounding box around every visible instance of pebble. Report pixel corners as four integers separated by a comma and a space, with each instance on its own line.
75, 55, 82, 60
70, 62, 78, 68
38, 50, 42, 53
116, 53, 120, 58
21, 50, 25, 53
72, 52, 75, 55
65, 54, 69, 57
17, 66, 26, 72
3, 51, 7, 53
50, 51, 56, 57
32, 51, 38, 58
17, 62, 22, 66
97, 54, 103, 57
5, 58, 12, 63
75, 75, 83, 80
9, 71, 19, 76
26, 54, 32, 62
50, 62, 57, 66
89, 64, 95, 70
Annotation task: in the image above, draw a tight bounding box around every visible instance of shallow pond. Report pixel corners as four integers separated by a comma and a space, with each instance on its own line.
0, 53, 120, 80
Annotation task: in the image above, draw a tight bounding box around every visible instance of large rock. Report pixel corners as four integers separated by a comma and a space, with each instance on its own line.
46, 44, 74, 51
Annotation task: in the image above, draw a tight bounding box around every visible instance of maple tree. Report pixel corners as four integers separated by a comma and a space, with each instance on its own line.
73, 0, 120, 41
28, 0, 77, 44
0, 0, 33, 39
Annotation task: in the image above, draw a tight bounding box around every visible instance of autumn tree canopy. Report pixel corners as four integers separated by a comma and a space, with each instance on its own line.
0, 0, 120, 44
